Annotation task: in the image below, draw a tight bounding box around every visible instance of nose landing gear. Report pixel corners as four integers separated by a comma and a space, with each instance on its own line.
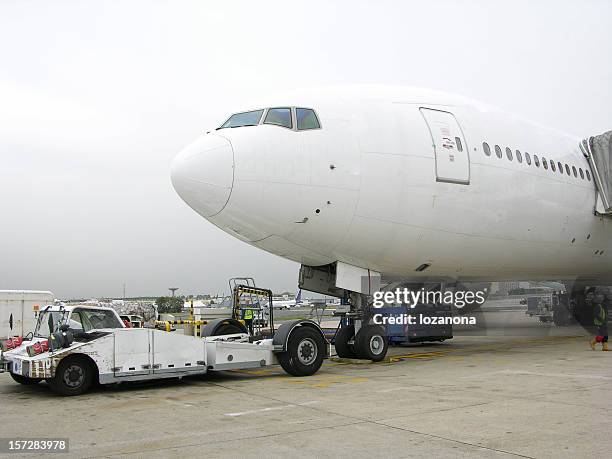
332, 291, 390, 361
334, 323, 389, 361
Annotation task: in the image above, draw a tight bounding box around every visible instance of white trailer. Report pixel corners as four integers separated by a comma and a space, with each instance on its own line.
0, 290, 54, 339
0, 304, 328, 395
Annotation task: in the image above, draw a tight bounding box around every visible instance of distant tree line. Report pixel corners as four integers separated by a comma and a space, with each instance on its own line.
155, 296, 184, 314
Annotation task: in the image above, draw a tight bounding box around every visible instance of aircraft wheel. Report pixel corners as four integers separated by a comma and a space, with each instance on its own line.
354, 325, 388, 362
334, 324, 356, 358
278, 326, 325, 376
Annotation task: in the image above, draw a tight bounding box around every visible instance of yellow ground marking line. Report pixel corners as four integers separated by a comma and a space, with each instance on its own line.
230, 368, 281, 376
229, 336, 584, 377
332, 335, 584, 364
286, 374, 369, 388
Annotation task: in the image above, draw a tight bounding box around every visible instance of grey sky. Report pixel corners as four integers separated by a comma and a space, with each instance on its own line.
1, 0, 611, 299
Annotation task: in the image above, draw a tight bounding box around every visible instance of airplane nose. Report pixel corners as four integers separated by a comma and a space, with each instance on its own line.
171, 135, 234, 217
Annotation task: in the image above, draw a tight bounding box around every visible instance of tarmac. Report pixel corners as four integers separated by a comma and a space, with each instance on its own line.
1, 309, 611, 458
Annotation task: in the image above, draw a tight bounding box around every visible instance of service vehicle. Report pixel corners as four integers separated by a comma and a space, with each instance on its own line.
120, 314, 144, 328
0, 287, 328, 396
524, 292, 574, 326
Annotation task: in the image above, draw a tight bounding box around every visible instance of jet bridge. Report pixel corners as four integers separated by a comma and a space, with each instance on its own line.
580, 130, 612, 215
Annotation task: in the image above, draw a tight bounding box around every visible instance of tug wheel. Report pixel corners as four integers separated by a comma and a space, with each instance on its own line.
278, 326, 325, 376
48, 356, 95, 396
10, 373, 41, 385
214, 324, 244, 336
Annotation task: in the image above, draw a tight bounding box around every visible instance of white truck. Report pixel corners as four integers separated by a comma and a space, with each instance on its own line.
0, 290, 54, 339
0, 303, 328, 396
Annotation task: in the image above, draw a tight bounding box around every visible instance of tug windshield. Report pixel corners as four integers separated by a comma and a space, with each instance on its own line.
35, 311, 67, 337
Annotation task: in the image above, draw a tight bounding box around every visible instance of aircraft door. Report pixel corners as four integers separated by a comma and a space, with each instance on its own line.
420, 108, 470, 184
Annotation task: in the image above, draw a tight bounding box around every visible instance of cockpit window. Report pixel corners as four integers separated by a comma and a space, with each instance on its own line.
264, 108, 292, 129
219, 109, 264, 129
296, 108, 321, 130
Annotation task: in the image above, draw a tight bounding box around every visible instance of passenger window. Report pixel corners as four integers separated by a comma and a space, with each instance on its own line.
542, 157, 548, 170
516, 150, 522, 163
565, 164, 571, 175
495, 145, 502, 158
296, 108, 321, 130
525, 152, 531, 165
506, 147, 513, 161
572, 166, 577, 177
550, 161, 556, 172
483, 142, 491, 156
455, 137, 463, 152
586, 170, 591, 181
534, 155, 540, 167
558, 162, 563, 174
579, 168, 584, 179
264, 108, 292, 129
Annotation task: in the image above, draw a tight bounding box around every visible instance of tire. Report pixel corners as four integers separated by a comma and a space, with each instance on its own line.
214, 324, 244, 336
48, 356, 95, 396
334, 324, 356, 358
278, 326, 325, 376
10, 373, 41, 385
354, 325, 389, 362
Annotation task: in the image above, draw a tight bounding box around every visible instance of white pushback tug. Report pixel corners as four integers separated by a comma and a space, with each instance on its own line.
0, 283, 328, 396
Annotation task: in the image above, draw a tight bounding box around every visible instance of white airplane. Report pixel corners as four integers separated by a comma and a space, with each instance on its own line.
272, 290, 309, 309
171, 85, 612, 359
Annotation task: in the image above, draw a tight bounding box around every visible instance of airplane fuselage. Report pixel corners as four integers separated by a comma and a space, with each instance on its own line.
171, 86, 612, 283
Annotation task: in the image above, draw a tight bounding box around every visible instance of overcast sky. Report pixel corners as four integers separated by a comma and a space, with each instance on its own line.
1, 0, 611, 299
